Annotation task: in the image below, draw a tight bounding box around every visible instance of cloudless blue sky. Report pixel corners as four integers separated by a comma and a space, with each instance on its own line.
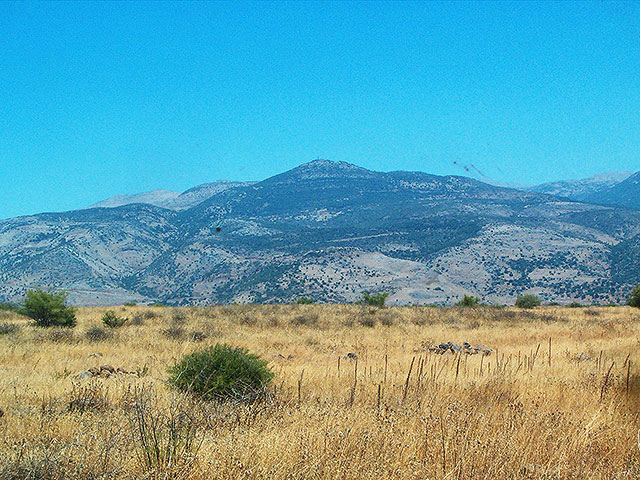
1, 1, 639, 219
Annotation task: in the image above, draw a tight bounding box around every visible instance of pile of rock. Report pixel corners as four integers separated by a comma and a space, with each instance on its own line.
428, 342, 493, 356
74, 364, 137, 379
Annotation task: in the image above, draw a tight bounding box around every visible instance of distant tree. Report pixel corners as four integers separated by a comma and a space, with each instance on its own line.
20, 288, 76, 328
515, 294, 541, 309
628, 285, 640, 308
362, 292, 389, 307
455, 295, 480, 307
296, 297, 315, 305
102, 310, 128, 328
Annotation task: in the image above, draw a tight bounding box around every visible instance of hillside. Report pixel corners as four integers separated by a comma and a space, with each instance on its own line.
90, 181, 253, 211
527, 171, 633, 200
1, 160, 639, 305
583, 171, 640, 210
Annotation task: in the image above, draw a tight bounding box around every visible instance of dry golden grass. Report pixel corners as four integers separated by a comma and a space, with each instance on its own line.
1, 304, 640, 479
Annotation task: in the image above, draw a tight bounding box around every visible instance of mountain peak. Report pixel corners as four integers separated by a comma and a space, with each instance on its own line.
272, 159, 375, 181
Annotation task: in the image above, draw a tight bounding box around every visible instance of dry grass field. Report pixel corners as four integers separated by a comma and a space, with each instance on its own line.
1, 304, 640, 479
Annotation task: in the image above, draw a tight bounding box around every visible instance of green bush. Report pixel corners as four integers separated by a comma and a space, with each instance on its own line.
455, 295, 480, 307
102, 310, 127, 328
629, 285, 640, 308
362, 292, 389, 307
515, 294, 541, 309
0, 301, 19, 312
20, 288, 76, 328
296, 297, 315, 305
168, 344, 274, 402
86, 326, 113, 342
123, 301, 137, 307
0, 322, 19, 335
567, 302, 584, 308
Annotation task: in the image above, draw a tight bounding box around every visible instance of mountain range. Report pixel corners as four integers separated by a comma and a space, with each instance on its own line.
1, 160, 638, 306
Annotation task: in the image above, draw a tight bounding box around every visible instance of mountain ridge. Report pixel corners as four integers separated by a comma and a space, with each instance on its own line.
1, 159, 638, 306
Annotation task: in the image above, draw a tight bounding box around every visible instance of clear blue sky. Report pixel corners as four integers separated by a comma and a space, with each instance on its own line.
1, 1, 639, 219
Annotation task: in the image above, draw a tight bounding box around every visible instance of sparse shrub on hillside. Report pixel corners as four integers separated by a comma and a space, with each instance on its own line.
172, 310, 187, 324
20, 288, 76, 328
168, 344, 274, 402
567, 302, 584, 308
102, 310, 127, 328
162, 325, 186, 340
291, 313, 319, 326
379, 312, 394, 326
455, 295, 481, 307
0, 301, 19, 312
190, 330, 208, 342
628, 285, 640, 308
359, 315, 376, 327
0, 322, 19, 335
85, 325, 113, 342
123, 301, 137, 307
296, 297, 315, 305
46, 328, 76, 343
515, 294, 541, 309
238, 315, 257, 326
362, 292, 388, 307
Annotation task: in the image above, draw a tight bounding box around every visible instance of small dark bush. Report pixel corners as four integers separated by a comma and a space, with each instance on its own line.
190, 331, 208, 342
123, 301, 137, 307
0, 322, 19, 335
46, 328, 76, 343
628, 285, 640, 309
296, 297, 314, 305
162, 325, 186, 340
168, 344, 274, 402
238, 315, 257, 326
20, 288, 76, 328
290, 313, 319, 326
0, 301, 19, 312
85, 326, 113, 342
567, 302, 584, 308
515, 294, 541, 309
102, 310, 127, 328
379, 312, 394, 326
455, 295, 480, 307
362, 292, 389, 307
172, 310, 187, 325
359, 315, 375, 327
130, 313, 145, 325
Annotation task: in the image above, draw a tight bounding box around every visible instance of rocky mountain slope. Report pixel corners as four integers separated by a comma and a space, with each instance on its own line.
527, 171, 633, 200
583, 171, 640, 211
90, 181, 254, 211
1, 160, 639, 305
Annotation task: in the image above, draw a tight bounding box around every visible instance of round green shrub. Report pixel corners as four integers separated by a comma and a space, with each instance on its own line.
102, 310, 127, 328
456, 295, 480, 307
515, 294, 542, 309
20, 288, 76, 328
628, 285, 640, 309
168, 344, 274, 402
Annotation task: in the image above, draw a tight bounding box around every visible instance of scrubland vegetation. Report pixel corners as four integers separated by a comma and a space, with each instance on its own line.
1, 303, 640, 479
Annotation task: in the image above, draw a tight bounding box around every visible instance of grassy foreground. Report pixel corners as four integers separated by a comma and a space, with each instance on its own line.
1, 304, 640, 479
